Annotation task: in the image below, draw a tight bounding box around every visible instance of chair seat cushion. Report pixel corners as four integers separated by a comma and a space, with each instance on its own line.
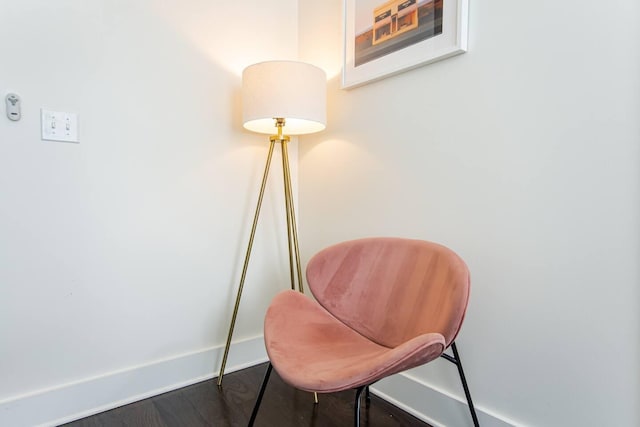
264, 290, 446, 393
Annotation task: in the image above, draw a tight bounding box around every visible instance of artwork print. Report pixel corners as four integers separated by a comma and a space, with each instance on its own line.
342, 0, 467, 88
354, 0, 443, 67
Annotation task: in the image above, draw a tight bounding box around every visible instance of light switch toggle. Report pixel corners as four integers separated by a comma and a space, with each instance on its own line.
41, 109, 79, 143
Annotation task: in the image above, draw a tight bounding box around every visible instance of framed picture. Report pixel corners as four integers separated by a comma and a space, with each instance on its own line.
342, 0, 469, 89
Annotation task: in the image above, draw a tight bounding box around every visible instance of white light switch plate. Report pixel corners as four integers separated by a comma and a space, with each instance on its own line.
41, 109, 79, 143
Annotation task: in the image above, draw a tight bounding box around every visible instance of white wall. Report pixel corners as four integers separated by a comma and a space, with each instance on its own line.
0, 0, 298, 424
2, 1, 639, 426
298, 1, 640, 426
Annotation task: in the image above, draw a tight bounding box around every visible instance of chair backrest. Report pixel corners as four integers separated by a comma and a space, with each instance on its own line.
306, 237, 470, 349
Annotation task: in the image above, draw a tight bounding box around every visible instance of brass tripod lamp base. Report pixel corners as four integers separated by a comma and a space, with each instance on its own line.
217, 60, 326, 386
218, 119, 304, 385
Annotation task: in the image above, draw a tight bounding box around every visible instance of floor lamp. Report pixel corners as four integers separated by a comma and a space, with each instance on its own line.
218, 61, 327, 385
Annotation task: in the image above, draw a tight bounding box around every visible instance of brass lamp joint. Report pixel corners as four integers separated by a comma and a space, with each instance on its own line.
270, 117, 290, 143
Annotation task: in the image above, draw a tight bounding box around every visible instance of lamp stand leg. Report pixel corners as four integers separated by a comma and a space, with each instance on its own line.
281, 139, 317, 404
280, 139, 304, 293
217, 140, 276, 386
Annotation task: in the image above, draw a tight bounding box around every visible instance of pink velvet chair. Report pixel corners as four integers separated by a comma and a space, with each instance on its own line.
248, 237, 479, 427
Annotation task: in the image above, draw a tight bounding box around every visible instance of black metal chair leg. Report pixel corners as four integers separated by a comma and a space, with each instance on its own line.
451, 342, 480, 427
354, 385, 366, 427
248, 363, 273, 427
365, 385, 371, 406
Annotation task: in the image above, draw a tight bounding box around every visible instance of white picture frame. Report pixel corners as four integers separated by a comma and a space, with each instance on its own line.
342, 0, 469, 89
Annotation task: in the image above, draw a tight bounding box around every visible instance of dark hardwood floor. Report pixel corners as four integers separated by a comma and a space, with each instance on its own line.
61, 363, 432, 427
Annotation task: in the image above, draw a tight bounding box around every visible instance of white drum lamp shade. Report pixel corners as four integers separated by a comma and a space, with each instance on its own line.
242, 60, 327, 135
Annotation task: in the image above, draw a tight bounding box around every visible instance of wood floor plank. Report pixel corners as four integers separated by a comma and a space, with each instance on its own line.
119, 399, 168, 427
181, 375, 252, 426
152, 391, 209, 427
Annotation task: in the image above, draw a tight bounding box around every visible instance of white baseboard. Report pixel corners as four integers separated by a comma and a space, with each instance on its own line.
0, 336, 267, 427
371, 372, 519, 427
2, 337, 518, 427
